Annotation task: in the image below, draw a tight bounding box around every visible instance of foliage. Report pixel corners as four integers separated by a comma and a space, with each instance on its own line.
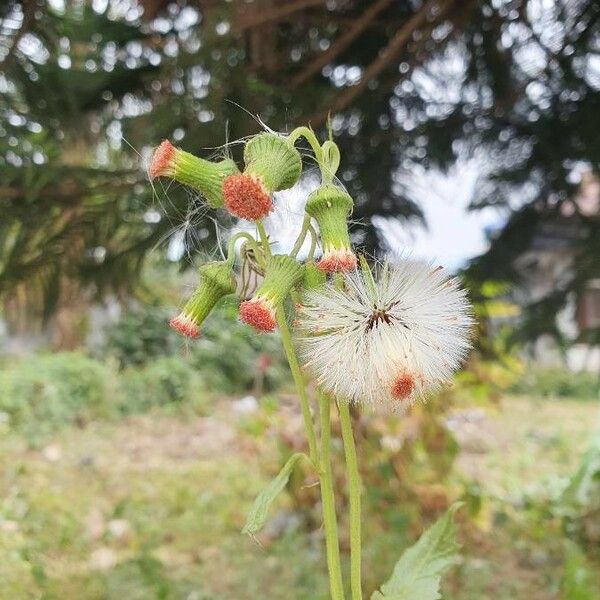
119, 357, 208, 415
242, 452, 310, 536
186, 303, 289, 395
102, 305, 180, 368
1, 0, 598, 344
371, 502, 462, 600
99, 301, 289, 393
509, 368, 600, 400
0, 352, 115, 444
561, 542, 599, 600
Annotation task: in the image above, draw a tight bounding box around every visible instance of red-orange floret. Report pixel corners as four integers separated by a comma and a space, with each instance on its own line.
239, 299, 276, 332
222, 173, 272, 220
149, 140, 176, 180
169, 313, 200, 338
390, 372, 415, 401
318, 250, 357, 273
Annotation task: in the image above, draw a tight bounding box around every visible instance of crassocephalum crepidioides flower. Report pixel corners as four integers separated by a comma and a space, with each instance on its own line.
305, 183, 357, 273
295, 261, 473, 410
222, 132, 302, 221
149, 140, 238, 208
170, 261, 236, 338
239, 254, 304, 332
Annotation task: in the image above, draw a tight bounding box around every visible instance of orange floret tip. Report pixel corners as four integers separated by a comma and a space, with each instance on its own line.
390, 372, 415, 401
169, 314, 200, 338
239, 299, 276, 333
318, 250, 358, 273
222, 173, 272, 221
149, 140, 176, 180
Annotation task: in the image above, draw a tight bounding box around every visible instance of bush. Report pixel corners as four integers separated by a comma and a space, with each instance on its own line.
510, 367, 599, 400
119, 357, 209, 415
100, 303, 289, 395
102, 306, 179, 368
187, 303, 288, 394
0, 353, 116, 443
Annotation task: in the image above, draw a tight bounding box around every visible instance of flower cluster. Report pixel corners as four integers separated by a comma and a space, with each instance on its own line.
149, 125, 473, 410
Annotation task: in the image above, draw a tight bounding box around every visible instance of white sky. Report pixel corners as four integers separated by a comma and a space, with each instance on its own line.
374, 161, 503, 271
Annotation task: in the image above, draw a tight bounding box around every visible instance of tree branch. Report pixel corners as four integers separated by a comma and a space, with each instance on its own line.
308, 0, 454, 126
290, 0, 395, 89
234, 0, 326, 33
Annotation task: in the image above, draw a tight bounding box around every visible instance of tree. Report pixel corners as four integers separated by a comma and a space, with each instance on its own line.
1, 0, 598, 344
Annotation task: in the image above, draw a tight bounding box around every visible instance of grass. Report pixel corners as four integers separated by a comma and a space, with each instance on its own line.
0, 395, 598, 599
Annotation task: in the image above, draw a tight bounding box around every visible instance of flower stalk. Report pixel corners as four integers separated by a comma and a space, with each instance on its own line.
338, 400, 362, 600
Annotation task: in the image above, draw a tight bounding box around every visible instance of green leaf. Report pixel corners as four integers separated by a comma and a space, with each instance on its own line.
371, 502, 463, 600
242, 452, 309, 536
561, 542, 598, 600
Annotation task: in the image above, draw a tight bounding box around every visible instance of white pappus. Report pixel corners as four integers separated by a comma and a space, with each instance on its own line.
295, 260, 473, 410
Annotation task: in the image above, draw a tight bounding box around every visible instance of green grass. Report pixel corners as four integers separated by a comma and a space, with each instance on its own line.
0, 396, 598, 599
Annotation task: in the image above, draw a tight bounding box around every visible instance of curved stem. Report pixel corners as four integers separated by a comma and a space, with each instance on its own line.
226, 231, 261, 266
275, 305, 318, 465
338, 400, 362, 600
307, 223, 318, 262
288, 126, 324, 164
255, 220, 272, 258
321, 140, 341, 184
290, 214, 311, 258
319, 391, 346, 600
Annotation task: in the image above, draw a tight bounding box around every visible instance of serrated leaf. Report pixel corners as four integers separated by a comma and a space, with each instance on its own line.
242, 452, 308, 536
371, 502, 463, 600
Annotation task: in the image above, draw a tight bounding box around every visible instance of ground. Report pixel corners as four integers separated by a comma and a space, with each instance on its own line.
0, 395, 598, 599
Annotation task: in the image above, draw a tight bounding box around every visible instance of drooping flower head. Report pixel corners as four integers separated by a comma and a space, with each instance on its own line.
170, 261, 236, 338
295, 261, 473, 410
305, 184, 357, 273
149, 140, 238, 208
240, 254, 304, 332
223, 133, 302, 221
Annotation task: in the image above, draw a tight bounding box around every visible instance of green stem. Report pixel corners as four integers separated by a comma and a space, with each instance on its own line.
275, 305, 318, 465
288, 126, 324, 164
255, 220, 272, 258
226, 231, 261, 266
338, 400, 362, 600
307, 223, 318, 261
319, 391, 346, 600
290, 214, 311, 258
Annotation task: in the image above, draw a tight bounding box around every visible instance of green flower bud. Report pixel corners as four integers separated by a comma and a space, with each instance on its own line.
149, 140, 238, 208
239, 255, 304, 332
170, 261, 236, 338
222, 133, 302, 221
305, 184, 357, 273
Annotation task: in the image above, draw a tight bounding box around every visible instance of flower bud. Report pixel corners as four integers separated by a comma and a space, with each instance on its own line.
149, 140, 238, 208
240, 255, 304, 332
305, 184, 357, 273
301, 261, 327, 291
223, 133, 302, 221
170, 261, 236, 338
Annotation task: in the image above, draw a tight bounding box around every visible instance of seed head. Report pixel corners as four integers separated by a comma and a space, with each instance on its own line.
295, 261, 473, 410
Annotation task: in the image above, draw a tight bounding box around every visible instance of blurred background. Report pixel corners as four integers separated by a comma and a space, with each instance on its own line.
0, 0, 599, 598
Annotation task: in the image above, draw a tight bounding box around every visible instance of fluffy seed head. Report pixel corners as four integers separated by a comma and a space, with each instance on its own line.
149, 140, 176, 179
295, 261, 473, 410
223, 173, 272, 220
239, 298, 276, 332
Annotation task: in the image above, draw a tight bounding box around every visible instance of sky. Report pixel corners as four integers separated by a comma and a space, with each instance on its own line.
373, 160, 504, 271
210, 161, 504, 273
